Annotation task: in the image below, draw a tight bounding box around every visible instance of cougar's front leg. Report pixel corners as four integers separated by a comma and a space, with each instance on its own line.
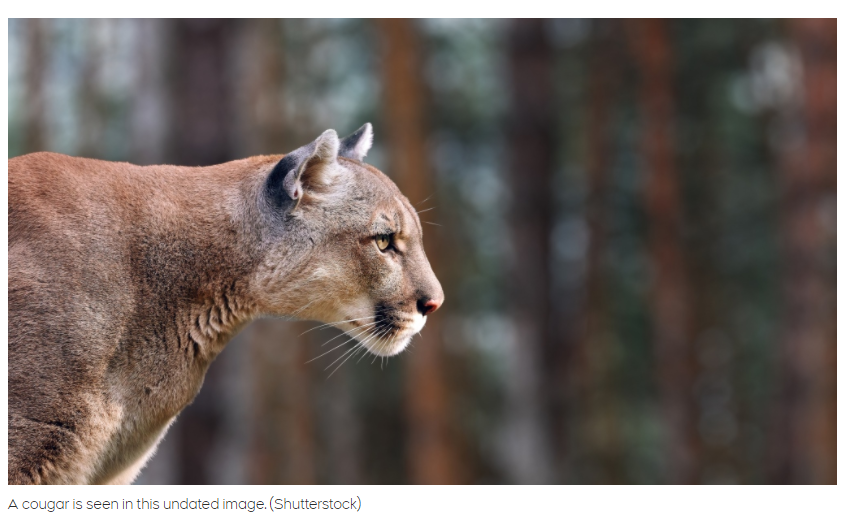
8, 414, 92, 485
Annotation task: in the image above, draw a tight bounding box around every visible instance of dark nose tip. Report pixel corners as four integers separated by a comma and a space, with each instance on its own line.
417, 297, 442, 317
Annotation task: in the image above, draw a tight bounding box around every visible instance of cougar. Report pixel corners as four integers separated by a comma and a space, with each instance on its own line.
8, 124, 444, 484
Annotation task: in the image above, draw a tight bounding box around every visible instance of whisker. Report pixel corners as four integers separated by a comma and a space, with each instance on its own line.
372, 334, 390, 365
370, 336, 386, 365
329, 322, 392, 376
287, 300, 317, 319
327, 342, 367, 379
423, 221, 442, 227
317, 315, 378, 331
414, 193, 435, 206
319, 319, 382, 347
415, 207, 436, 215
356, 333, 376, 356
375, 329, 397, 368
299, 315, 377, 336
323, 344, 360, 377
354, 345, 370, 364
309, 324, 380, 364
361, 328, 390, 364
373, 326, 393, 352
325, 348, 359, 378
322, 324, 381, 368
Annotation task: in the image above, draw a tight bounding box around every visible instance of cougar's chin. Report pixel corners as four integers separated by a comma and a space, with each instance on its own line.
369, 334, 412, 357
335, 303, 426, 358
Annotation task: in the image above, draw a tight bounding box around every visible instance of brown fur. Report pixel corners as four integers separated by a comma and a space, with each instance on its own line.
8, 129, 442, 484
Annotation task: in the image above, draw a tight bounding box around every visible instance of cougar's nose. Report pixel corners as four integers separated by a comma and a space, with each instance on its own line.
417, 297, 443, 317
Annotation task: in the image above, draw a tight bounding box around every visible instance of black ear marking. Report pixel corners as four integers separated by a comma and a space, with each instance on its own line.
338, 123, 373, 162
266, 153, 300, 206
265, 129, 340, 211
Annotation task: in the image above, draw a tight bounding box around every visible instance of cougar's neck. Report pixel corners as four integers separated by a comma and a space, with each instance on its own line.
177, 281, 257, 362
132, 159, 274, 363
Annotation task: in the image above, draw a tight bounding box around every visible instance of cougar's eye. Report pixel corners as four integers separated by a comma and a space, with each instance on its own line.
375, 234, 392, 252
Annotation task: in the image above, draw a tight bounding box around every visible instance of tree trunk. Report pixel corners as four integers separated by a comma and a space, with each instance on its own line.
378, 18, 460, 484
79, 19, 107, 159
237, 19, 287, 156
23, 19, 48, 153
577, 19, 623, 483
769, 18, 836, 485
628, 19, 697, 484
502, 18, 557, 484
247, 320, 317, 484
169, 19, 236, 167
129, 19, 168, 165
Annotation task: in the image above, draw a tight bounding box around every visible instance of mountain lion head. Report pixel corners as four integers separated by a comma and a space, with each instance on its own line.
253, 124, 443, 357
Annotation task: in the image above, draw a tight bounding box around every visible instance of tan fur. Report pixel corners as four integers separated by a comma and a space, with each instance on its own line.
8, 129, 443, 484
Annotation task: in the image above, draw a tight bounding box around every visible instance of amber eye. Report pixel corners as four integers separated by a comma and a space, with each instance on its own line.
375, 234, 391, 252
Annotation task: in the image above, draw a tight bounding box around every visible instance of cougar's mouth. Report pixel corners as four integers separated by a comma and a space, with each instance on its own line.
337, 302, 424, 357
361, 302, 424, 356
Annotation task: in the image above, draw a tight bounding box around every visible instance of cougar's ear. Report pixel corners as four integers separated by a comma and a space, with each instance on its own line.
266, 129, 340, 211
338, 123, 373, 162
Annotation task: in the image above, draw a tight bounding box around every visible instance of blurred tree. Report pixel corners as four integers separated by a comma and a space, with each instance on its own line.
674, 20, 746, 484
238, 19, 287, 156
503, 18, 557, 483
378, 18, 461, 484
79, 20, 107, 158
170, 19, 236, 167
628, 19, 698, 484
769, 18, 836, 485
576, 18, 624, 483
129, 19, 169, 165
23, 19, 48, 153
247, 320, 317, 484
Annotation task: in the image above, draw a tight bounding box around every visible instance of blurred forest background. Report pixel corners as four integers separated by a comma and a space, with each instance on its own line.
7, 19, 836, 484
